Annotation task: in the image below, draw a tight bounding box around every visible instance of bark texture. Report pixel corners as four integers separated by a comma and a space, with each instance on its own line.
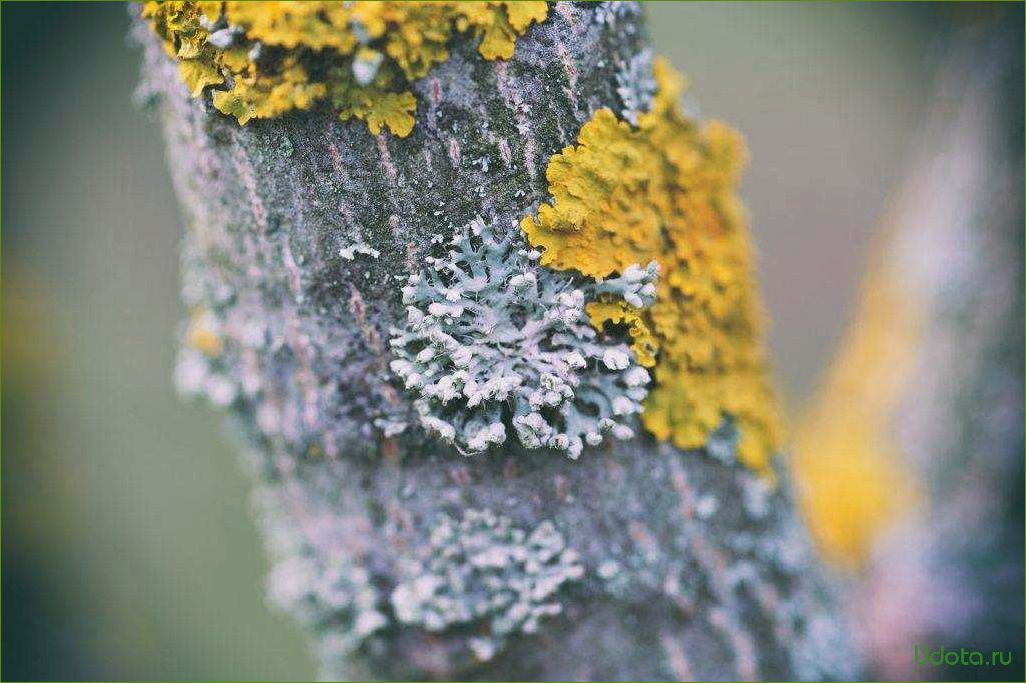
137, 4, 854, 680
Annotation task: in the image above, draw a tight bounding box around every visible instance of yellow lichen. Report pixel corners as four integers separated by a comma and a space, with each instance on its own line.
185, 308, 223, 357
586, 300, 659, 369
211, 54, 328, 125
793, 243, 921, 568
142, 1, 548, 136
330, 80, 418, 138
520, 58, 782, 471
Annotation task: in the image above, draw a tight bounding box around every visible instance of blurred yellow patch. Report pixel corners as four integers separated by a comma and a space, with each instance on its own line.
185, 309, 223, 358
793, 249, 922, 568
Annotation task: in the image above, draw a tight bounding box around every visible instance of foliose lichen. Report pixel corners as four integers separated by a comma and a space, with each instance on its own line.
141, 1, 548, 136
390, 509, 584, 662
389, 216, 659, 458
615, 46, 656, 126
251, 482, 391, 673
267, 552, 389, 655
592, 1, 642, 28
520, 57, 782, 471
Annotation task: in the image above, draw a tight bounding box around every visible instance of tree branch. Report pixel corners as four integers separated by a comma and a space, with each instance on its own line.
137, 3, 854, 679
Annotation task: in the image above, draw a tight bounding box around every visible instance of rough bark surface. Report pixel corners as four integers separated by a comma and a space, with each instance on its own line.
137, 4, 854, 680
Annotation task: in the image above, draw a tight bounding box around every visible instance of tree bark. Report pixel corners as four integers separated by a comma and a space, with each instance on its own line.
136, 3, 854, 680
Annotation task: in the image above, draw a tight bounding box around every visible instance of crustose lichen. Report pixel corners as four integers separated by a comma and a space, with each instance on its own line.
389, 217, 658, 458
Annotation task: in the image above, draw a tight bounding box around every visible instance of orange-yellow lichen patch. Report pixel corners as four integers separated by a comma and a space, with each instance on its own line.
142, 1, 548, 135
585, 300, 659, 369
185, 308, 224, 357
520, 58, 782, 471
793, 246, 920, 569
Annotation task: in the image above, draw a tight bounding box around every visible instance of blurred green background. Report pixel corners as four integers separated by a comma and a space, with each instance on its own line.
2, 2, 950, 680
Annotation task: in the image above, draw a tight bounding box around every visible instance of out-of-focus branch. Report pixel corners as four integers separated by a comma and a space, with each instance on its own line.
794, 11, 1023, 680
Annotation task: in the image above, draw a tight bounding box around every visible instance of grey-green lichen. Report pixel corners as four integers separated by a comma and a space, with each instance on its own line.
267, 553, 388, 654
391, 509, 584, 662
258, 496, 585, 669
593, 1, 642, 28
615, 46, 656, 125
389, 217, 659, 458
249, 479, 390, 672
